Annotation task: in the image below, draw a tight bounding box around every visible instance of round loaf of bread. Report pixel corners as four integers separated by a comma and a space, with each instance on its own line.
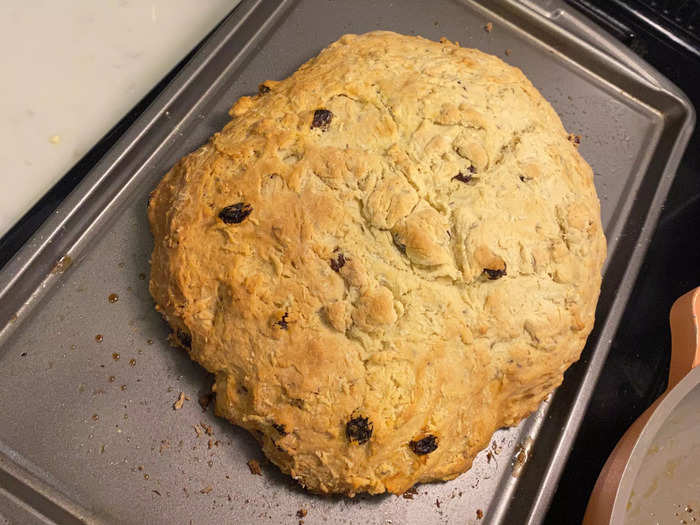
148, 31, 606, 495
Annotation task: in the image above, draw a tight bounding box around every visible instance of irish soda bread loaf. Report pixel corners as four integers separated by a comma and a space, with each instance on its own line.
148, 31, 606, 495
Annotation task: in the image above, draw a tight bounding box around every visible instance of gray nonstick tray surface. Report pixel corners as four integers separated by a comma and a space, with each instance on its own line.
0, 0, 694, 524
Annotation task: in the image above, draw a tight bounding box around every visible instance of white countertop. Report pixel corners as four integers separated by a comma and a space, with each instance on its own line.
0, 0, 238, 238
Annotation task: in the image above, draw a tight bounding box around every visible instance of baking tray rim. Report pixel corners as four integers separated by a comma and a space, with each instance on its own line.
0, 0, 694, 523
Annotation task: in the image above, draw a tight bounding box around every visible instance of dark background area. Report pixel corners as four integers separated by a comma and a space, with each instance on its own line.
0, 1, 698, 523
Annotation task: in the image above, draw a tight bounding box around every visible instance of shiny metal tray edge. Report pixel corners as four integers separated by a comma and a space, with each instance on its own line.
0, 0, 694, 523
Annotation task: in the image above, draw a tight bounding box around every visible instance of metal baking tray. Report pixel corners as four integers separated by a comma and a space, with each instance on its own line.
0, 0, 693, 523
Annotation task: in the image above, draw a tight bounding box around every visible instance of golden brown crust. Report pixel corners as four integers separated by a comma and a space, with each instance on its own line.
148, 31, 606, 496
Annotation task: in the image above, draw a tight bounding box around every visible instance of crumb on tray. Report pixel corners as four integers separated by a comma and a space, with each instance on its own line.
173, 392, 185, 410
247, 459, 262, 476
403, 486, 418, 499
200, 422, 213, 435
